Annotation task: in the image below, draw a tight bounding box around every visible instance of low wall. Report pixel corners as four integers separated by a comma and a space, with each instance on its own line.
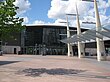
2, 46, 21, 54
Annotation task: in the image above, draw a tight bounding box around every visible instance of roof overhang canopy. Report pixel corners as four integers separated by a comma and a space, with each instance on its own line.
60, 23, 110, 44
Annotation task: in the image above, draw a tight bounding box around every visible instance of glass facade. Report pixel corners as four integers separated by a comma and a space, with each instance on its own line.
42, 27, 66, 46
23, 25, 78, 55
25, 27, 43, 46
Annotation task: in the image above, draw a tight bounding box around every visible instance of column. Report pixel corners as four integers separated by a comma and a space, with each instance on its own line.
76, 3, 85, 58
94, 0, 106, 61
66, 15, 73, 57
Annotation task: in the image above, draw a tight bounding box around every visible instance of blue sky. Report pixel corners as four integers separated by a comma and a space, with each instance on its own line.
25, 0, 55, 24
14, 0, 110, 28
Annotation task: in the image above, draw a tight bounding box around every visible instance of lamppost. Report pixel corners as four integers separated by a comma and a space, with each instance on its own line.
66, 15, 73, 57
67, 9, 86, 58
60, 15, 73, 57
66, 14, 85, 58
74, 1, 86, 58
62, 0, 85, 58
94, 0, 106, 61
82, 0, 106, 61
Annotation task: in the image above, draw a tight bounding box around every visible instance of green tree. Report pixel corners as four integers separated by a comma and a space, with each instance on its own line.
0, 0, 25, 41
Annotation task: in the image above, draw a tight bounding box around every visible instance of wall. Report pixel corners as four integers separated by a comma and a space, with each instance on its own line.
2, 46, 21, 54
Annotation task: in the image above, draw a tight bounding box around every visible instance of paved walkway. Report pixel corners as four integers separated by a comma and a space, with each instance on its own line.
0, 54, 110, 82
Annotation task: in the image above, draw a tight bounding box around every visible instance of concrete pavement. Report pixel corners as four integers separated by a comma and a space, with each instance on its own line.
0, 54, 110, 82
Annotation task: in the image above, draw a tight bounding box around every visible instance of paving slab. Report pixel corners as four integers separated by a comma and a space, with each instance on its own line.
0, 54, 110, 82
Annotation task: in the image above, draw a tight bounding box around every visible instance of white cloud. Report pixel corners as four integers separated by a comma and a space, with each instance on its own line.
32, 19, 65, 25
48, 0, 110, 29
33, 20, 46, 25
19, 16, 29, 25
48, 0, 70, 19
83, 16, 95, 22
108, 0, 110, 6
53, 19, 67, 25
23, 16, 29, 24
48, 0, 92, 18
99, 0, 107, 8
14, 0, 31, 15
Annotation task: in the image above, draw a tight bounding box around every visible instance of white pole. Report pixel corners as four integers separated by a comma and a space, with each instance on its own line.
75, 2, 85, 58
66, 15, 73, 57
94, 0, 106, 61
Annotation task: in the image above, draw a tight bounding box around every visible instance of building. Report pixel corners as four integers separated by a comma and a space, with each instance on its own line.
1, 24, 87, 55
21, 24, 87, 55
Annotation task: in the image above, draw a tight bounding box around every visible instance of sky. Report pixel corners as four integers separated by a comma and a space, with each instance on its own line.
13, 0, 110, 28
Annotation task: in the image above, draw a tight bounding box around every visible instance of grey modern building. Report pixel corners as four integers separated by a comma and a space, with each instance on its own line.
1, 24, 87, 55
1, 24, 110, 56
21, 24, 87, 55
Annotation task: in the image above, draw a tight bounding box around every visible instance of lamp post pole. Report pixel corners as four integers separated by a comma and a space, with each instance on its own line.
66, 3, 85, 58
59, 15, 73, 57
75, 2, 85, 58
82, 0, 106, 61
61, 0, 85, 58
63, 0, 85, 58
94, 0, 106, 61
66, 15, 73, 57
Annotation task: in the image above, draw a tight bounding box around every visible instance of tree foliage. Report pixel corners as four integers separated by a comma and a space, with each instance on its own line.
0, 0, 25, 41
